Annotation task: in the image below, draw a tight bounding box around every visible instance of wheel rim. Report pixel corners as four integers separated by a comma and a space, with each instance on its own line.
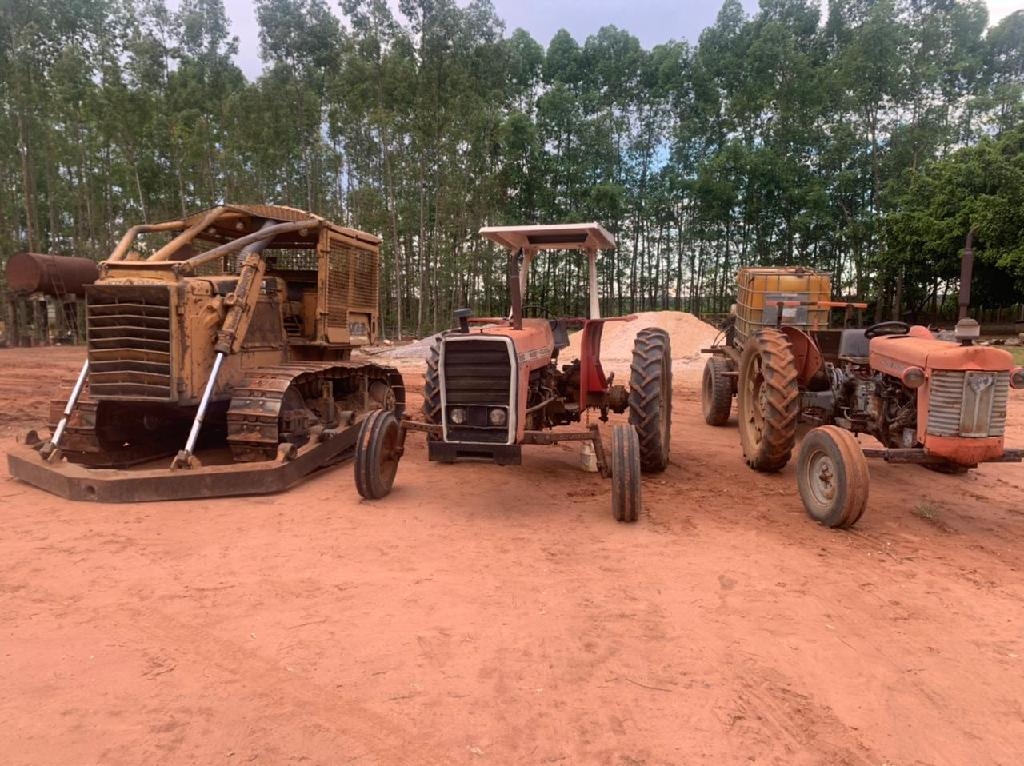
369, 380, 396, 411
742, 354, 766, 448
702, 365, 712, 416
803, 446, 838, 511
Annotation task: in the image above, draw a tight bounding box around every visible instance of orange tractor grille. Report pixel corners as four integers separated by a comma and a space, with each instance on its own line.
441, 338, 513, 444
927, 370, 1009, 438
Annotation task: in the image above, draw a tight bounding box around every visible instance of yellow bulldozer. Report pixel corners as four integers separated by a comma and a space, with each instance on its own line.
7, 204, 405, 502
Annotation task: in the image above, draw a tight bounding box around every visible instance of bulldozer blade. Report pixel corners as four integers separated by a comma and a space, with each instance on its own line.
6, 424, 361, 503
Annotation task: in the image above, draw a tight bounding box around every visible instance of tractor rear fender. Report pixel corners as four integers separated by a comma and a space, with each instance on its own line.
579, 316, 637, 403
778, 326, 823, 387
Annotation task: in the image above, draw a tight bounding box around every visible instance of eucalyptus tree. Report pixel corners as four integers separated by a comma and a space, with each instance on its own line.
165, 0, 246, 214
252, 0, 343, 212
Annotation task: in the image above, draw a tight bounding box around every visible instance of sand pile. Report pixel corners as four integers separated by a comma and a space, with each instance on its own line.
364, 310, 722, 369
565, 311, 721, 369
366, 335, 440, 361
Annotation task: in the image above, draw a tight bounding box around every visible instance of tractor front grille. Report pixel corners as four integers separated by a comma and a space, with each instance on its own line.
441, 337, 514, 444
86, 285, 173, 400
927, 370, 1009, 438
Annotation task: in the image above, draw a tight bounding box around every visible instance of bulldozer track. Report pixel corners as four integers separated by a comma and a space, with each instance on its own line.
227, 361, 405, 461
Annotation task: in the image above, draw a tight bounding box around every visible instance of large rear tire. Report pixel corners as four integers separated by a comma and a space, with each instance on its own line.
796, 426, 869, 528
628, 327, 672, 473
422, 336, 442, 439
701, 355, 733, 426
611, 424, 642, 523
737, 329, 799, 472
354, 409, 402, 500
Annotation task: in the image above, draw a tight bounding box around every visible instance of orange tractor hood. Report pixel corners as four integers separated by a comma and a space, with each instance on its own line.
464, 318, 555, 370
870, 331, 1014, 376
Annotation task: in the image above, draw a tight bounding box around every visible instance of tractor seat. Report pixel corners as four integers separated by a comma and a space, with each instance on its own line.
550, 319, 570, 353
837, 329, 869, 364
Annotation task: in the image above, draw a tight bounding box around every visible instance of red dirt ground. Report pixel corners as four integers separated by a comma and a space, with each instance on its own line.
1, 345, 1023, 765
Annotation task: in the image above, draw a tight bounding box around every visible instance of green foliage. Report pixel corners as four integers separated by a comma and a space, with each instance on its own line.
885, 125, 1024, 311
0, 1, 1022, 333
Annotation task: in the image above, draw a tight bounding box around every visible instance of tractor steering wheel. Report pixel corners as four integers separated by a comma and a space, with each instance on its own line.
522, 304, 553, 319
864, 321, 911, 339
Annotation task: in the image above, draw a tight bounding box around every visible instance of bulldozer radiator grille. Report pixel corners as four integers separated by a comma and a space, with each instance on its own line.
86, 285, 173, 400
927, 370, 1009, 438
327, 244, 378, 331
442, 338, 513, 444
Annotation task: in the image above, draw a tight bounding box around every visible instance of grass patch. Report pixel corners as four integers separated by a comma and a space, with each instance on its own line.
914, 501, 941, 521
913, 501, 955, 533
1008, 346, 1024, 365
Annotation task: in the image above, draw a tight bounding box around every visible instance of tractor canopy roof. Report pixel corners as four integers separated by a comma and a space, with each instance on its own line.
479, 223, 615, 253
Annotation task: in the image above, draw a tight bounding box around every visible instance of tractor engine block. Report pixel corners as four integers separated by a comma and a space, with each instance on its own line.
830, 364, 919, 449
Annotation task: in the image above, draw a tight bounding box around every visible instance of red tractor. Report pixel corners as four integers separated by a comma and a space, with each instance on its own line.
353, 223, 672, 522
703, 267, 1024, 528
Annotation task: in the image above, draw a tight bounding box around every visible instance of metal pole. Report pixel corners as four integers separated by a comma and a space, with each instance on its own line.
45, 359, 89, 453
587, 249, 600, 319
173, 352, 224, 468
509, 248, 523, 330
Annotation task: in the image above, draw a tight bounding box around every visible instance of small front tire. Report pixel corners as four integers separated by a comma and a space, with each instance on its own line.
354, 409, 402, 500
796, 426, 869, 528
611, 424, 642, 523
702, 355, 733, 426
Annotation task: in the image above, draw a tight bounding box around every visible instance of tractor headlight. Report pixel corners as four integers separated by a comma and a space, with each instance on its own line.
901, 366, 926, 389
449, 407, 467, 425
488, 408, 507, 426
1011, 367, 1024, 390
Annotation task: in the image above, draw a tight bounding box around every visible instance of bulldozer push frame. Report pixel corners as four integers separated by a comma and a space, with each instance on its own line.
7, 204, 405, 502
702, 266, 1024, 529
351, 223, 673, 523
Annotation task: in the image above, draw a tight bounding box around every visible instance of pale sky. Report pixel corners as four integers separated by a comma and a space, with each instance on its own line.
211, 0, 1021, 80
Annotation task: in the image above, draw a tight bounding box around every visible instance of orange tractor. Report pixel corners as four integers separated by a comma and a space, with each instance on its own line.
702, 267, 1024, 528
353, 223, 673, 522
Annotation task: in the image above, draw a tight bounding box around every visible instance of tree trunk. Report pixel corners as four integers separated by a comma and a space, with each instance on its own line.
382, 140, 403, 340
17, 111, 37, 252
